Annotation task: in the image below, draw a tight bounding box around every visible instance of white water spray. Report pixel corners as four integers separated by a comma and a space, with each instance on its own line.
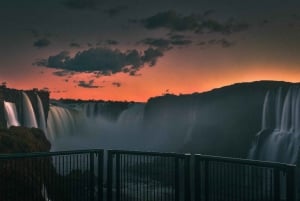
22, 92, 38, 128
4, 101, 20, 127
249, 86, 300, 163
37, 94, 47, 133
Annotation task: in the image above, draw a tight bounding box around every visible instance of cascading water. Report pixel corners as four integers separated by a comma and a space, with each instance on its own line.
248, 86, 300, 164
4, 101, 20, 128
22, 92, 38, 128
48, 103, 148, 151
46, 105, 80, 142
37, 94, 47, 133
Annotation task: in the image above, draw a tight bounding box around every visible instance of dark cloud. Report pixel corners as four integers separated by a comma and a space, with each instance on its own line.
104, 5, 128, 17
140, 10, 249, 34
63, 0, 98, 10
141, 10, 199, 31
170, 39, 192, 46
87, 43, 93, 47
141, 48, 164, 67
218, 39, 235, 48
77, 80, 100, 88
35, 47, 164, 76
70, 42, 81, 48
140, 38, 171, 50
52, 70, 74, 77
106, 39, 119, 45
197, 38, 234, 48
112, 82, 121, 87
168, 34, 185, 40
33, 38, 51, 48
31, 29, 40, 38
52, 90, 67, 93
140, 36, 192, 50
198, 41, 206, 46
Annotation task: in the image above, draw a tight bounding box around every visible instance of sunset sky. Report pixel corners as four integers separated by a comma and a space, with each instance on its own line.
1, 0, 300, 101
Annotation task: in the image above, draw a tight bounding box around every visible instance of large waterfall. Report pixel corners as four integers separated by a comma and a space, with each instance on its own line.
249, 86, 300, 164
47, 103, 148, 151
37, 94, 47, 133
22, 92, 38, 128
4, 101, 20, 128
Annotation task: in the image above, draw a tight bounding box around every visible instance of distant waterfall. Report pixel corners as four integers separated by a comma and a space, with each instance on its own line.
37, 94, 47, 133
48, 103, 148, 151
46, 105, 81, 142
249, 86, 300, 163
22, 92, 38, 128
4, 101, 20, 128
117, 104, 144, 127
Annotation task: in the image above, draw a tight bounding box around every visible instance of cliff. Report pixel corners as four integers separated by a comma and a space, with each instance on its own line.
143, 81, 295, 158
0, 86, 49, 128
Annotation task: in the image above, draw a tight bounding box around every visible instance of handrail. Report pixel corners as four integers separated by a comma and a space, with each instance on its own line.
0, 149, 104, 159
108, 149, 189, 158
195, 153, 296, 169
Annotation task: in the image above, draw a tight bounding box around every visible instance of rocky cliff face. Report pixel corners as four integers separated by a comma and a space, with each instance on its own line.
143, 81, 294, 158
0, 86, 49, 128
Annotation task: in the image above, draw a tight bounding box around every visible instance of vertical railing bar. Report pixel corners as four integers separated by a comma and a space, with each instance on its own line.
185, 154, 191, 201
116, 152, 120, 201
126, 154, 129, 201
274, 167, 280, 201
90, 152, 95, 201
146, 155, 149, 201
107, 151, 113, 201
175, 157, 179, 201
159, 156, 162, 201
98, 151, 103, 201
286, 165, 296, 201
138, 155, 140, 201
121, 154, 124, 201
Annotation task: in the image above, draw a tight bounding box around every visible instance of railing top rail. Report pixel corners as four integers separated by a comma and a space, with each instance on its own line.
195, 154, 296, 169
108, 149, 189, 158
0, 149, 104, 159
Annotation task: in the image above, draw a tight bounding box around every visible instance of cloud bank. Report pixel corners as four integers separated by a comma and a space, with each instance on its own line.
35, 47, 164, 76
140, 10, 249, 34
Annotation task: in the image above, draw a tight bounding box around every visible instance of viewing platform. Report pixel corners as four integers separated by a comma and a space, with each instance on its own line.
0, 149, 297, 201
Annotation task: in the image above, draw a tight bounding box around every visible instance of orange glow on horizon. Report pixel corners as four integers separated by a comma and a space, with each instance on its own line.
4, 63, 300, 102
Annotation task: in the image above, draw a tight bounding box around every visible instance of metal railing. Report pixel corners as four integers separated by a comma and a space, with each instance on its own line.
0, 149, 104, 201
107, 150, 191, 201
0, 149, 298, 201
194, 154, 297, 201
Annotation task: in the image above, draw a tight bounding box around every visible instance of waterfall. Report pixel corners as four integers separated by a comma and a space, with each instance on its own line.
249, 85, 300, 163
46, 105, 80, 142
22, 92, 38, 128
261, 91, 270, 130
117, 104, 144, 127
37, 94, 47, 133
48, 103, 148, 151
4, 101, 20, 128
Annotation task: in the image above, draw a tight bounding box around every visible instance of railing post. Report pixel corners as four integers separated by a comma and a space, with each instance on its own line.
175, 157, 179, 201
116, 153, 120, 201
107, 151, 113, 201
204, 159, 209, 201
184, 154, 191, 201
90, 152, 95, 201
286, 166, 296, 201
194, 155, 201, 201
98, 150, 104, 201
274, 168, 280, 201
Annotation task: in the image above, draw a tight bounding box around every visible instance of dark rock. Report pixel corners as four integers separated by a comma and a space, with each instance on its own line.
0, 127, 51, 201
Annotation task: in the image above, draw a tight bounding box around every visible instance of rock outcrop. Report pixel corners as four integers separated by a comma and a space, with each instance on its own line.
0, 127, 51, 201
